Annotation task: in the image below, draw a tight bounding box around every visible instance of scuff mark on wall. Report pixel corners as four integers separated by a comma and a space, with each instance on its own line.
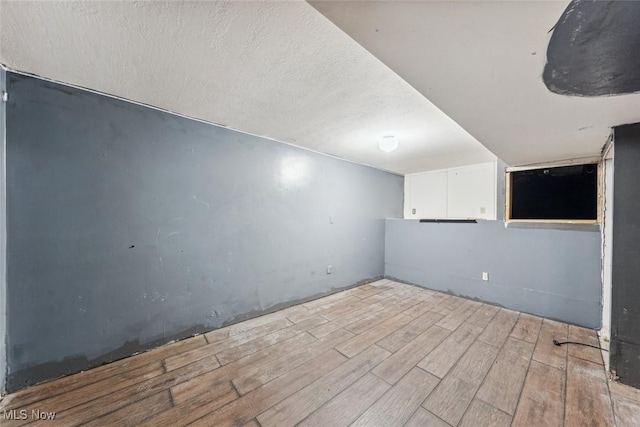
192, 195, 210, 209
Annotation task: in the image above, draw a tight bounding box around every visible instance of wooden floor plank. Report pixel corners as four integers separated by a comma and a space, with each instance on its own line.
320, 301, 370, 321
435, 300, 481, 331
567, 325, 602, 365
297, 373, 390, 427
189, 350, 347, 427
203, 327, 230, 344
510, 313, 543, 344
216, 316, 328, 365
317, 298, 367, 321
2, 361, 165, 426
280, 305, 312, 323
476, 337, 534, 415
610, 381, 640, 403
214, 328, 299, 366
376, 311, 443, 353
565, 356, 615, 427
204, 317, 294, 353
402, 295, 447, 319
335, 313, 412, 358
83, 390, 173, 427
389, 295, 426, 313
233, 328, 353, 394
610, 391, 640, 427
164, 344, 221, 372
372, 325, 449, 384
430, 295, 465, 316
170, 332, 317, 404
422, 340, 499, 426
532, 319, 568, 371
206, 310, 292, 343
376, 285, 419, 301
257, 345, 390, 427
351, 367, 440, 427
139, 381, 238, 426
476, 308, 519, 347
344, 303, 406, 335
458, 399, 511, 427
512, 360, 565, 427
307, 303, 386, 339
24, 355, 221, 427
172, 317, 304, 372
347, 285, 393, 300
417, 322, 483, 378
344, 294, 421, 336
0, 334, 207, 411
284, 306, 318, 324
284, 294, 361, 324
302, 290, 356, 310
359, 293, 402, 309
465, 304, 500, 328
404, 408, 451, 427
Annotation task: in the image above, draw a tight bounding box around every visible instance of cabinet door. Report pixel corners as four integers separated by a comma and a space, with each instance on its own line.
408, 170, 448, 218
447, 162, 496, 219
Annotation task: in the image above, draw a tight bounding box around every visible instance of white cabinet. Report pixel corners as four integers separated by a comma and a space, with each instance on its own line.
405, 170, 447, 219
404, 161, 496, 220
447, 162, 496, 219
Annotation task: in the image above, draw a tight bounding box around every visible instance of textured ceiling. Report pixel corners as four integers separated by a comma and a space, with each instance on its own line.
310, 0, 640, 167
0, 0, 495, 174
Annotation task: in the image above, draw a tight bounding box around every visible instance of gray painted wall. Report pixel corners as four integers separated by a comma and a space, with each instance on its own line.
385, 219, 602, 327
1, 67, 7, 393
611, 123, 640, 388
5, 73, 403, 392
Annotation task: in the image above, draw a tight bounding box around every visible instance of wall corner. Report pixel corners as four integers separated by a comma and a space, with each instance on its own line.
0, 66, 7, 394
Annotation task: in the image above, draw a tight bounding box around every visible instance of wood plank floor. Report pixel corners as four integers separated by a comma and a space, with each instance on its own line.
1, 279, 639, 426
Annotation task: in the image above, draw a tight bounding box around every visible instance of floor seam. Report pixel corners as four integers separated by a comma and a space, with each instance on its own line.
509, 314, 543, 427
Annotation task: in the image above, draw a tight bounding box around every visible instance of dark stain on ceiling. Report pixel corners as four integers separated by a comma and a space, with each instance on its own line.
543, 0, 640, 97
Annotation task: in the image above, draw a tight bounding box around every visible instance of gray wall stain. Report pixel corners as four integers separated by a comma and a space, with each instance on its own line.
385, 219, 602, 328
4, 73, 403, 392
611, 123, 640, 388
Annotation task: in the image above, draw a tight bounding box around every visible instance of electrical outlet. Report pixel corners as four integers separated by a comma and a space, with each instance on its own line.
480, 207, 486, 214
412, 208, 416, 215
326, 265, 333, 274
482, 272, 489, 281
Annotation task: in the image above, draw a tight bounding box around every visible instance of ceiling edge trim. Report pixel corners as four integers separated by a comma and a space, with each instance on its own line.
2, 64, 404, 177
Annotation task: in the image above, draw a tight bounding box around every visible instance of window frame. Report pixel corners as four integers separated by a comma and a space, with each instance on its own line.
505, 161, 602, 224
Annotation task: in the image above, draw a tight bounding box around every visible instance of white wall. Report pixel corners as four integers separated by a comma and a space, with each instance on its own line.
600, 149, 614, 355
404, 161, 497, 220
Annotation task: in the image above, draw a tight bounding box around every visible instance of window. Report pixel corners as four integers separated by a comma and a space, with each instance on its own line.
506, 163, 599, 223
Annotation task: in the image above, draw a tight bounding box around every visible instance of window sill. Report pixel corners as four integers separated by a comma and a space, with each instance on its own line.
505, 221, 600, 231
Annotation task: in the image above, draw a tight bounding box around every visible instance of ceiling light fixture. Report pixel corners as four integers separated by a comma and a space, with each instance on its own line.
379, 135, 398, 152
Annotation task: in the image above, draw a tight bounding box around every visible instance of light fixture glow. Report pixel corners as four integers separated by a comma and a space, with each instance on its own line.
379, 135, 398, 152
279, 155, 310, 189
